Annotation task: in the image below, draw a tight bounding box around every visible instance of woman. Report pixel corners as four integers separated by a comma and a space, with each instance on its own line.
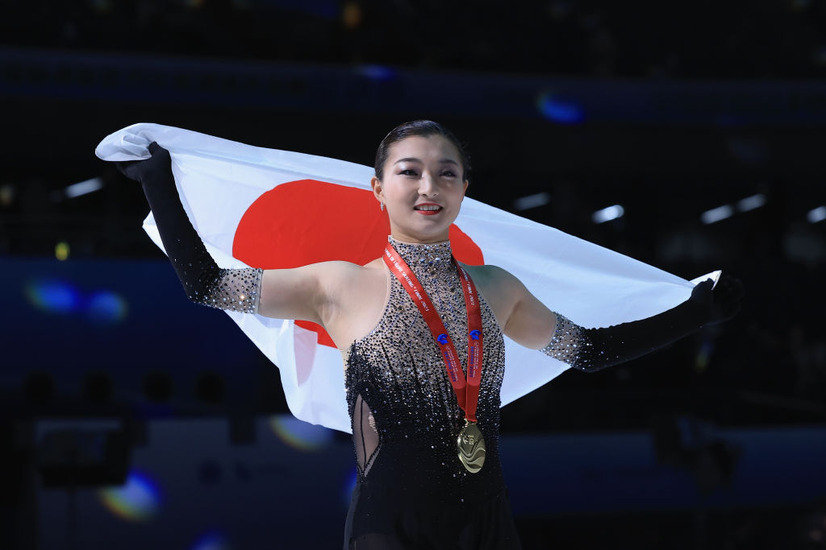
118, 120, 743, 549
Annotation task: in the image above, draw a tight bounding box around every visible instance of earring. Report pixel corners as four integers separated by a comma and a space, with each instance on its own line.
380, 201, 384, 212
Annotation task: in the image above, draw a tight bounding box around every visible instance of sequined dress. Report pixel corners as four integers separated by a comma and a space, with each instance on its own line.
342, 237, 522, 550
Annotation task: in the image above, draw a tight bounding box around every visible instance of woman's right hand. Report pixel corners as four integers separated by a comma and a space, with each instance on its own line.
116, 142, 171, 185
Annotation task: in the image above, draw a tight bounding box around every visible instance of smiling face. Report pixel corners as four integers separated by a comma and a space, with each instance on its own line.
371, 134, 469, 244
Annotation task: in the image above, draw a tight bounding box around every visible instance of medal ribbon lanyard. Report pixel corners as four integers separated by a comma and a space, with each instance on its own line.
383, 243, 483, 423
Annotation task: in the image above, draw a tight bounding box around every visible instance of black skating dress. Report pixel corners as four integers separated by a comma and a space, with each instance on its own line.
343, 237, 522, 549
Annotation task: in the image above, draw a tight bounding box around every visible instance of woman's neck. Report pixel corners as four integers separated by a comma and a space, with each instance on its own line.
386, 236, 455, 279
389, 230, 450, 245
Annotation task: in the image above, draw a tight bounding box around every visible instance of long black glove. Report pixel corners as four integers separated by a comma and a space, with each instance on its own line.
117, 142, 262, 313
542, 275, 744, 372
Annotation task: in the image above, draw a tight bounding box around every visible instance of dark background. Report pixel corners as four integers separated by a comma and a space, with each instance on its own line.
1, 1, 825, 549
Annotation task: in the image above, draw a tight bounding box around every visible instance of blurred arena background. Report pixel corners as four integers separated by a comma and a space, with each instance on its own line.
1, 1, 825, 549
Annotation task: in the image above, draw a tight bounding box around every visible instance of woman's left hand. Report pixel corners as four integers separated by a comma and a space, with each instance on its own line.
690, 274, 745, 326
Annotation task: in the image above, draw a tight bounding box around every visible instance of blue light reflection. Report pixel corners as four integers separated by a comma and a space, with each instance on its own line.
537, 91, 585, 124
190, 530, 234, 550
24, 279, 128, 324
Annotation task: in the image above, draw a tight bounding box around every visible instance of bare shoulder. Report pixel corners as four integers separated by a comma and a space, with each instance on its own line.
257, 258, 384, 323
462, 263, 556, 349
462, 263, 525, 296
319, 257, 388, 349
307, 258, 386, 302
461, 263, 527, 327
313, 258, 383, 281
339, 258, 385, 290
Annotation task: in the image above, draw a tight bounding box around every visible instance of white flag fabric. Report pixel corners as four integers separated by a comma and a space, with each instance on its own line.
96, 122, 716, 434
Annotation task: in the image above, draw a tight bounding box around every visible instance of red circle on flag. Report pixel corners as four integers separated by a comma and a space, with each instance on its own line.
232, 180, 484, 347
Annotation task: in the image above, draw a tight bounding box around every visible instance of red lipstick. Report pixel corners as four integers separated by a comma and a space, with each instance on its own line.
414, 202, 443, 216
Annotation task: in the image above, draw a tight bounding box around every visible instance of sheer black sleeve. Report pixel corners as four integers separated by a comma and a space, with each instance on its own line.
117, 142, 263, 314
541, 276, 743, 372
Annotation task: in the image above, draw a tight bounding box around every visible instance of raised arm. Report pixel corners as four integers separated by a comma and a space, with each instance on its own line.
117, 142, 327, 323
482, 265, 743, 373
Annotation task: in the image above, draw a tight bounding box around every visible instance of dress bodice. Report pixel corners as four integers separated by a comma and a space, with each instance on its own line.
344, 237, 506, 486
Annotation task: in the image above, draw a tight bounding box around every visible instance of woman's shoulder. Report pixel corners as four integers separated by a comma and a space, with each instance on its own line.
271, 259, 384, 294
461, 263, 535, 328
463, 263, 519, 283
298, 258, 380, 284
301, 257, 384, 275
462, 263, 525, 296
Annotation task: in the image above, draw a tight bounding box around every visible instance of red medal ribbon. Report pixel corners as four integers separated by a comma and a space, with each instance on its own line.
383, 242, 484, 423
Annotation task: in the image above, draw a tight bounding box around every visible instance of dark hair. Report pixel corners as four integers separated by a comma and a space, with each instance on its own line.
374, 120, 471, 182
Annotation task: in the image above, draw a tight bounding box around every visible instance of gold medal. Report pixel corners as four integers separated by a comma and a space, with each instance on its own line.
457, 420, 486, 474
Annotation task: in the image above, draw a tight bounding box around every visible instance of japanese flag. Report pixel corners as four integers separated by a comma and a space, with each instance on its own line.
96, 123, 715, 434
